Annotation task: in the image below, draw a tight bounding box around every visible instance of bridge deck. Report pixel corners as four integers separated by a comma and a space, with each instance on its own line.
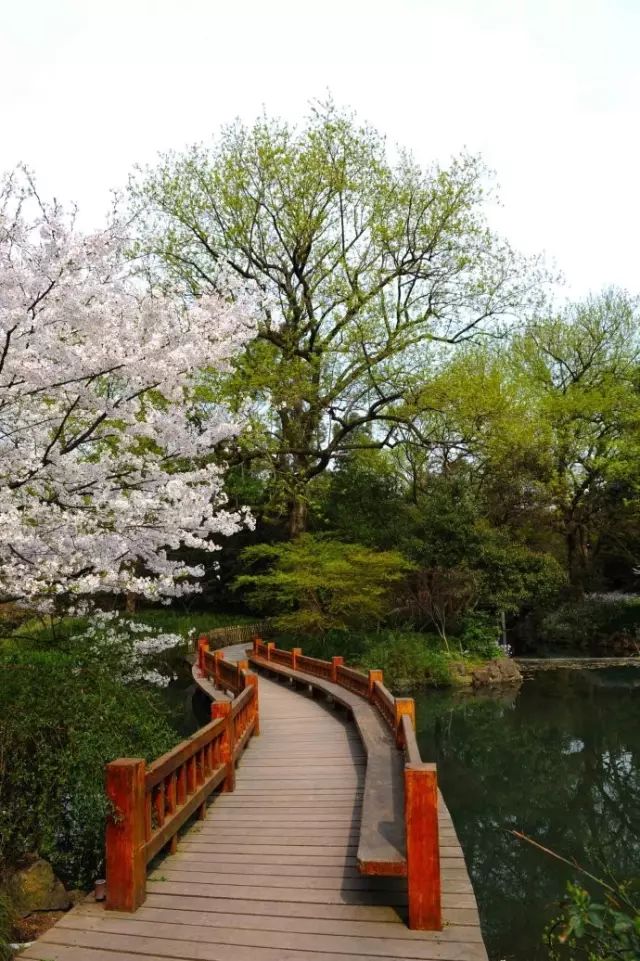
23, 659, 487, 961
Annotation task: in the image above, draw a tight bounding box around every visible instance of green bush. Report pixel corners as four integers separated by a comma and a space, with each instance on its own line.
128, 609, 255, 637
236, 535, 413, 634
363, 632, 454, 688
0, 646, 178, 889
547, 879, 640, 960
277, 628, 460, 689
0, 892, 14, 961
458, 613, 502, 658
6, 607, 253, 652
540, 594, 640, 651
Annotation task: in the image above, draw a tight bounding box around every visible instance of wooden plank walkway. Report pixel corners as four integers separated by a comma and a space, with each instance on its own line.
22, 650, 487, 961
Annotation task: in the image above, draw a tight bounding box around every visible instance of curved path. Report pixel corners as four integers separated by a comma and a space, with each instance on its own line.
22, 647, 487, 961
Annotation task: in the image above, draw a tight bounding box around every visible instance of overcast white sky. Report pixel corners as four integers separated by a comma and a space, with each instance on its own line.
2, 0, 639, 298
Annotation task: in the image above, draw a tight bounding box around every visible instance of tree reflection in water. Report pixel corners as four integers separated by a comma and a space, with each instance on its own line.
414, 669, 640, 961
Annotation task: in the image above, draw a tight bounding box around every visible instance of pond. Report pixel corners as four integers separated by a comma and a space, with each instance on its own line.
159, 648, 211, 737
159, 654, 639, 959
415, 668, 640, 961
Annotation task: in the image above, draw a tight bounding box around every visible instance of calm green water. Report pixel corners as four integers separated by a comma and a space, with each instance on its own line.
159, 649, 211, 736
414, 668, 640, 961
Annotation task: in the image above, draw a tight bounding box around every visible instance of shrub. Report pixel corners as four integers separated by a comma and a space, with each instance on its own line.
0, 642, 178, 889
277, 628, 457, 689
236, 535, 413, 634
547, 879, 640, 960
0, 892, 13, 961
363, 632, 454, 688
458, 613, 502, 658
540, 594, 640, 651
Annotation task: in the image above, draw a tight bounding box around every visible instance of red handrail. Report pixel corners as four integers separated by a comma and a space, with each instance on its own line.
105, 648, 259, 912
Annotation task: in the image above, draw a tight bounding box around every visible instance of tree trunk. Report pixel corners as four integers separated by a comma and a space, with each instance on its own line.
288, 495, 308, 539
566, 528, 585, 599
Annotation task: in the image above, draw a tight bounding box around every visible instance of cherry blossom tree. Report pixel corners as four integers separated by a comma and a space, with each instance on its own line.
0, 169, 255, 609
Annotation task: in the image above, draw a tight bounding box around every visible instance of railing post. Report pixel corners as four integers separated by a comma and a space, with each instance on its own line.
211, 701, 235, 791
213, 649, 224, 687
394, 697, 415, 747
105, 758, 146, 912
291, 647, 302, 670
197, 636, 208, 675
252, 635, 261, 655
331, 656, 344, 683
266, 641, 275, 661
405, 763, 441, 930
244, 672, 260, 735
368, 669, 383, 700
236, 659, 249, 690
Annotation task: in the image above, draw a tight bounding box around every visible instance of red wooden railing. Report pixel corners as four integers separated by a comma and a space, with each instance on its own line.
194, 621, 269, 653
105, 647, 259, 911
251, 636, 441, 931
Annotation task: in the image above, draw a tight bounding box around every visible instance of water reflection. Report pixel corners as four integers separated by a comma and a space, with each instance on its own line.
414, 669, 640, 961
158, 647, 210, 737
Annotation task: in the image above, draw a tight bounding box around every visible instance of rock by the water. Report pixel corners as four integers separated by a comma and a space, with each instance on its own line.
449, 661, 473, 685
9, 857, 71, 916
471, 657, 522, 687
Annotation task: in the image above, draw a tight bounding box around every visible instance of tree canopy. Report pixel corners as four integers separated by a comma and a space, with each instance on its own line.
131, 102, 545, 535
0, 168, 255, 608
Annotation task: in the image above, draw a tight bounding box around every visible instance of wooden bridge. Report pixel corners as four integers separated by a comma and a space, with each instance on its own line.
22, 635, 488, 961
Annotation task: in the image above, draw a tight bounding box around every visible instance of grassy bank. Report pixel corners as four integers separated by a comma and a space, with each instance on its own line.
274, 629, 501, 691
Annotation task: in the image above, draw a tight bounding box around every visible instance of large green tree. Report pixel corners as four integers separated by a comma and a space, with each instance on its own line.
131, 103, 543, 536
389, 290, 640, 593
512, 290, 640, 592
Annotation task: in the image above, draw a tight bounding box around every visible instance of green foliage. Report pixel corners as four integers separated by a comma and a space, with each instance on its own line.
318, 451, 413, 551
236, 534, 413, 634
124, 608, 255, 638
5, 608, 253, 652
458, 613, 502, 658
0, 892, 14, 961
473, 527, 566, 616
510, 291, 640, 593
132, 101, 540, 535
363, 631, 454, 688
540, 595, 640, 651
275, 627, 487, 689
318, 462, 565, 638
0, 645, 177, 889
548, 880, 640, 961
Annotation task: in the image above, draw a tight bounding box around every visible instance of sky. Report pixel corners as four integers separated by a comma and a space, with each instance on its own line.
2, 0, 639, 299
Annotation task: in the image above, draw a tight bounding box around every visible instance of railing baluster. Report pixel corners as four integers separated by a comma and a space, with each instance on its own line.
144, 791, 152, 842
244, 672, 260, 735
166, 773, 178, 853
176, 763, 186, 806
154, 781, 165, 828
394, 698, 415, 747
186, 755, 196, 796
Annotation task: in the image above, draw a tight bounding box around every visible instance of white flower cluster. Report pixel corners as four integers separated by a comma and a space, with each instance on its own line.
73, 610, 183, 687
0, 170, 256, 608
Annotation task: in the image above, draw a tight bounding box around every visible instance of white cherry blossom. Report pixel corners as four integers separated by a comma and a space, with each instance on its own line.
0, 169, 255, 608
